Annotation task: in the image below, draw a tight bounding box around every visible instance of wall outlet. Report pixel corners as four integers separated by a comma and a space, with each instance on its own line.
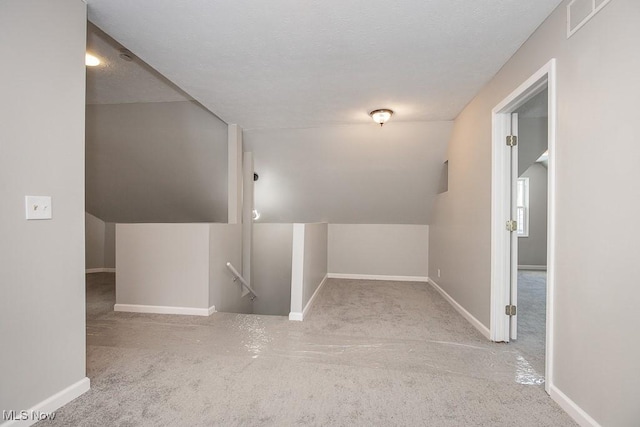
437, 269, 441, 278
25, 196, 52, 220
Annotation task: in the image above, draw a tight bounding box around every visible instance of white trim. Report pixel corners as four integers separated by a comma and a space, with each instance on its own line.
289, 224, 305, 316
0, 377, 90, 427
491, 58, 557, 395
550, 385, 602, 427
327, 273, 428, 282
428, 278, 491, 340
114, 304, 216, 316
518, 265, 547, 271
85, 268, 115, 274
288, 312, 303, 321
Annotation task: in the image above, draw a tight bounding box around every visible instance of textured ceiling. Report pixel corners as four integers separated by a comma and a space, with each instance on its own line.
86, 23, 191, 105
86, 0, 563, 128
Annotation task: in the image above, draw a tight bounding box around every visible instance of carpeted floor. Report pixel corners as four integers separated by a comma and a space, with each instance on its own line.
510, 270, 547, 378
36, 273, 574, 426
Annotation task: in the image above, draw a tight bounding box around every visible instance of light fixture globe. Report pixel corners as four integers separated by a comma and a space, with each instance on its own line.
369, 109, 394, 126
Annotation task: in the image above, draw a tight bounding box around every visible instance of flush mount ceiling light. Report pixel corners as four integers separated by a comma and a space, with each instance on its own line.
369, 109, 394, 126
85, 53, 101, 67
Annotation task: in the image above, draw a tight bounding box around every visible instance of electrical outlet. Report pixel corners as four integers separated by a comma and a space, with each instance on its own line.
437, 269, 441, 278
25, 196, 52, 220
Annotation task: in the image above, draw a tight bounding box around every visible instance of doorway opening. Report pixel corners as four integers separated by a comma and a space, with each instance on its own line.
490, 59, 557, 394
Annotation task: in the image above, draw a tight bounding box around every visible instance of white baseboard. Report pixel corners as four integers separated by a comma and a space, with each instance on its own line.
85, 268, 116, 274
550, 384, 601, 427
114, 304, 216, 316
327, 273, 428, 282
288, 312, 303, 321
0, 377, 90, 427
427, 278, 491, 340
518, 265, 547, 271
289, 274, 328, 321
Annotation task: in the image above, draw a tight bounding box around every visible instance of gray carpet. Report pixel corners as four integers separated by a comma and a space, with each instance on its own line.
511, 270, 547, 378
36, 273, 574, 426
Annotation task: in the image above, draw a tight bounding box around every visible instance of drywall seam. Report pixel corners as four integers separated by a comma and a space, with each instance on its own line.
114, 304, 215, 316
428, 278, 491, 340
327, 273, 427, 282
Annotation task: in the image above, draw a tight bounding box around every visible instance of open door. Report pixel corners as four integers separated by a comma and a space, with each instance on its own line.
491, 59, 556, 394
508, 113, 519, 340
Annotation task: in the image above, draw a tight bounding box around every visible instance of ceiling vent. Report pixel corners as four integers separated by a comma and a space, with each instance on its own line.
567, 0, 612, 38
119, 49, 134, 62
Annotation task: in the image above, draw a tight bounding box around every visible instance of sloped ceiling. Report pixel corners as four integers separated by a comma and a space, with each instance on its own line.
86, 23, 191, 104
86, 0, 563, 129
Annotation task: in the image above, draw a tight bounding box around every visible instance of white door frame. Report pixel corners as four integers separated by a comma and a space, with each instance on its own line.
490, 59, 557, 394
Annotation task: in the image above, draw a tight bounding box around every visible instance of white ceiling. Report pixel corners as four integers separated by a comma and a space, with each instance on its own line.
86, 0, 563, 129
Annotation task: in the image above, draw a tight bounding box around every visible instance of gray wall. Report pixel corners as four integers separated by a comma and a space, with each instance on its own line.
116, 224, 211, 309
518, 164, 548, 267
290, 223, 328, 317
0, 0, 87, 412
253, 223, 294, 316
244, 121, 452, 224
105, 222, 116, 269
429, 0, 640, 425
86, 101, 228, 223
86, 213, 106, 270
328, 224, 429, 277
516, 90, 548, 176
85, 213, 116, 270
302, 223, 328, 310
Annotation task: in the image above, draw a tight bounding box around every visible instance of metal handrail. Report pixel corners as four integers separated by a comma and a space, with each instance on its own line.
225, 262, 258, 300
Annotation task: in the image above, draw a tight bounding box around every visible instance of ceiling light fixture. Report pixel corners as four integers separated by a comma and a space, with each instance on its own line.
369, 109, 394, 126
85, 53, 101, 67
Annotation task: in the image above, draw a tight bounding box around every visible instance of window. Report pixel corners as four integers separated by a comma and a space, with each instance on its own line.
516, 177, 529, 237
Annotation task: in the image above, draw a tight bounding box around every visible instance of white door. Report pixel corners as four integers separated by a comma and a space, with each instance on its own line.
509, 113, 519, 340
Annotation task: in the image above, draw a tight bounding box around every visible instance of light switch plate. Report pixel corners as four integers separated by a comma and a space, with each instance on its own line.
25, 196, 52, 220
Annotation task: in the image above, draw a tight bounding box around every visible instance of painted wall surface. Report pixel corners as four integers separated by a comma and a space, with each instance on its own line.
209, 223, 252, 314
116, 224, 210, 309
244, 122, 452, 224
302, 223, 328, 309
516, 90, 548, 176
290, 223, 328, 317
518, 164, 548, 267
86, 213, 106, 270
253, 223, 293, 316
429, 1, 640, 425
104, 222, 116, 269
0, 0, 87, 412
86, 101, 228, 223
328, 224, 429, 277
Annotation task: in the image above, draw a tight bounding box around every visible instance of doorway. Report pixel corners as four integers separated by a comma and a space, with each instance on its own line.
490, 59, 557, 394
512, 90, 549, 380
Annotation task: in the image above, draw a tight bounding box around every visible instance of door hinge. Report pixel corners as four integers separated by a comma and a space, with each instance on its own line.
506, 220, 517, 232
506, 135, 518, 146
505, 305, 517, 316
